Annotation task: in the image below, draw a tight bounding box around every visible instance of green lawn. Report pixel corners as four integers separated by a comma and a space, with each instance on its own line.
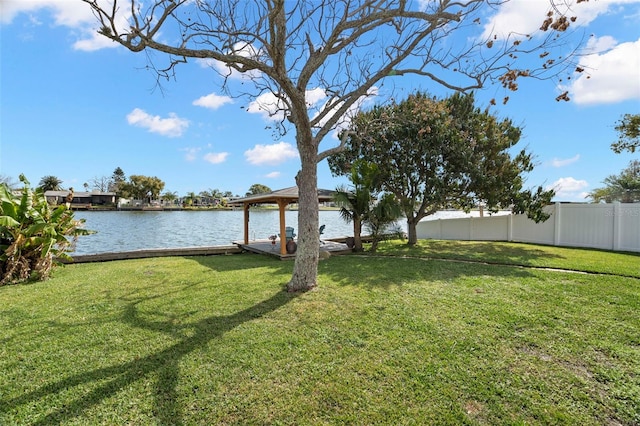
1, 241, 638, 425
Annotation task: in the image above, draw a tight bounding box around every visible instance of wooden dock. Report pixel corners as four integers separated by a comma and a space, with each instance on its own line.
65, 238, 354, 264
236, 239, 352, 260
65, 245, 243, 264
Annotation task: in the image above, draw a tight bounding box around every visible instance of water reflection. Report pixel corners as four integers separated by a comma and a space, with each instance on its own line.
72, 210, 357, 255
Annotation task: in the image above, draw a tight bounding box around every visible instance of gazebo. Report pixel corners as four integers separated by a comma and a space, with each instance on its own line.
228, 186, 335, 256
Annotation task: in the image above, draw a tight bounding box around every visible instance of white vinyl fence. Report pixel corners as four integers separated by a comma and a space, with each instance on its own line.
416, 202, 640, 253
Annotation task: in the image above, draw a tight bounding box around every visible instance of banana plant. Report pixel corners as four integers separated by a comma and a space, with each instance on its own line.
0, 175, 94, 285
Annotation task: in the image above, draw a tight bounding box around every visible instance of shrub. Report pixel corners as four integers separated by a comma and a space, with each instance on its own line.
0, 175, 93, 285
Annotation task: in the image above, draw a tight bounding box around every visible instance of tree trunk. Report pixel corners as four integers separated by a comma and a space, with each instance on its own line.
287, 134, 320, 292
407, 216, 419, 246
353, 217, 364, 252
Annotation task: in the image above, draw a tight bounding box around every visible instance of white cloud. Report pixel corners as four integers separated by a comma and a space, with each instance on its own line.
584, 35, 619, 53
243, 86, 379, 140
193, 92, 233, 110
196, 42, 263, 80
481, 0, 639, 40
244, 142, 298, 166
265, 171, 281, 179
126, 108, 189, 137
551, 154, 580, 167
73, 31, 120, 52
566, 38, 640, 105
548, 177, 589, 200
312, 86, 379, 139
305, 87, 328, 107
1, 0, 94, 25
246, 92, 288, 121
0, 0, 125, 51
246, 87, 335, 123
203, 152, 229, 164
181, 147, 200, 162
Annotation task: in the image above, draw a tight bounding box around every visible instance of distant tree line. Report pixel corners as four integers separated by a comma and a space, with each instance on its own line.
2, 167, 278, 207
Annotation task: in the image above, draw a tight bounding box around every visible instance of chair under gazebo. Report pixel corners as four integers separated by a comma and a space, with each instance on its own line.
228, 186, 350, 259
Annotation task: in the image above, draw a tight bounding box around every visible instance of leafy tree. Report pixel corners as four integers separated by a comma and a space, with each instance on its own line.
329, 92, 554, 245
246, 184, 272, 196
0, 175, 93, 285
119, 175, 165, 203
38, 175, 63, 192
611, 114, 640, 154
109, 167, 126, 193
588, 160, 640, 203
84, 0, 587, 291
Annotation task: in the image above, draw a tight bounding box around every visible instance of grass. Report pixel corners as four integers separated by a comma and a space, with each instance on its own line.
375, 239, 640, 278
1, 241, 638, 425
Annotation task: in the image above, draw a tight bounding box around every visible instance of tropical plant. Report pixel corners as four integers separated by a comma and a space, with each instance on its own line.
365, 193, 403, 253
183, 192, 197, 207
38, 175, 63, 192
333, 161, 381, 252
333, 160, 402, 252
0, 175, 94, 285
588, 160, 640, 203
161, 191, 179, 203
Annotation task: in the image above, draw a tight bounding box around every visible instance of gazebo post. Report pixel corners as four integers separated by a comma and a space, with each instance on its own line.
243, 203, 250, 244
277, 199, 287, 255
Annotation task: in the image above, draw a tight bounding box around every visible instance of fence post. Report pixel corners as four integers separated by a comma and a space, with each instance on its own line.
553, 202, 561, 246
613, 202, 621, 251
507, 214, 513, 242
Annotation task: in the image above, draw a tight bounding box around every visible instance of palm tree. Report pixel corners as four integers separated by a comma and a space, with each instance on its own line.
38, 175, 63, 192
366, 193, 403, 252
183, 192, 197, 207
161, 191, 178, 205
333, 160, 381, 252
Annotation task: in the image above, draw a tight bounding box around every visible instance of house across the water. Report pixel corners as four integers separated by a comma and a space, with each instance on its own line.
45, 190, 118, 210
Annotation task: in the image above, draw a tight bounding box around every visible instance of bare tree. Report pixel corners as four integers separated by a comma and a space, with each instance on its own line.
82, 0, 586, 292
90, 175, 112, 192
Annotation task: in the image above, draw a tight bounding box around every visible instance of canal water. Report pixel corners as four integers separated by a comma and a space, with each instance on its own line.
71, 210, 358, 255
71, 209, 493, 255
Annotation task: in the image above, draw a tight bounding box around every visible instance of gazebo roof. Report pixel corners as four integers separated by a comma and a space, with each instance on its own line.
228, 186, 335, 206
229, 186, 337, 256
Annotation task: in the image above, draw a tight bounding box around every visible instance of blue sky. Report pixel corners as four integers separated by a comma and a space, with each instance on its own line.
1, 0, 639, 201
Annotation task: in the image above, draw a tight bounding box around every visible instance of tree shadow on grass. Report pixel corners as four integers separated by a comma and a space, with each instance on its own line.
374, 240, 565, 267
1, 286, 297, 425
320, 251, 541, 290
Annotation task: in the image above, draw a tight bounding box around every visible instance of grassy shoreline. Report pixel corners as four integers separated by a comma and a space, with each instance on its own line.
1, 241, 638, 424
